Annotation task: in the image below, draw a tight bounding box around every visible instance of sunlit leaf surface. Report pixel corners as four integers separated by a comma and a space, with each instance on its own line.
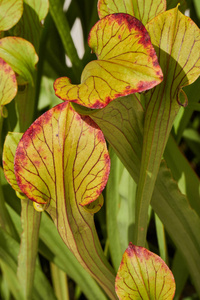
115, 242, 175, 299
14, 102, 116, 298
0, 58, 17, 109
98, 0, 135, 19
0, 37, 38, 84
54, 13, 163, 109
14, 101, 109, 206
3, 132, 23, 193
98, 0, 166, 25
0, 0, 23, 31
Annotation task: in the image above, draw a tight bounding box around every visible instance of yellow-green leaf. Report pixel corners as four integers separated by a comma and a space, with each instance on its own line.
98, 0, 135, 19
24, 0, 49, 21
0, 37, 38, 84
98, 0, 166, 25
115, 242, 175, 299
0, 58, 17, 109
0, 0, 23, 31
133, 7, 200, 246
14, 102, 109, 206
14, 102, 117, 299
54, 13, 163, 109
3, 132, 23, 193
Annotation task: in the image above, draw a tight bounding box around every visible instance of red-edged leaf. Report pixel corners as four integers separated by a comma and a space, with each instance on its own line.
14, 101, 110, 206
115, 242, 176, 299
98, 0, 166, 25
54, 13, 163, 109
0, 58, 17, 109
14, 102, 117, 299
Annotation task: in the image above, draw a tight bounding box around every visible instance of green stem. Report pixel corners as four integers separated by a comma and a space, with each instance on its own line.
17, 198, 41, 300
134, 91, 180, 246
46, 205, 117, 299
49, 0, 83, 81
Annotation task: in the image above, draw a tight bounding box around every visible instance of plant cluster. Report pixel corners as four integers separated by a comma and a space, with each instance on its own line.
0, 0, 200, 299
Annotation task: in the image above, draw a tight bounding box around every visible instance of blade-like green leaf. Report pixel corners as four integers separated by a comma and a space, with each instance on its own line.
0, 37, 38, 84
14, 101, 117, 299
155, 213, 168, 264
0, 261, 25, 300
106, 148, 125, 271
172, 250, 188, 300
0, 58, 17, 110
115, 242, 175, 299
0, 0, 23, 31
54, 13, 163, 109
193, 0, 200, 19
0, 226, 57, 300
98, 0, 166, 25
134, 6, 200, 245
50, 262, 69, 300
164, 135, 200, 217
106, 146, 138, 272
49, 0, 83, 80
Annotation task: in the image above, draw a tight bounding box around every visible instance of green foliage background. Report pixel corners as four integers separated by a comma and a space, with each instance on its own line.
0, 0, 200, 299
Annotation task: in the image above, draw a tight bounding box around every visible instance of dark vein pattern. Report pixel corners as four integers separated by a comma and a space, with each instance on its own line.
54, 13, 163, 109
98, 0, 166, 25
14, 102, 109, 206
133, 7, 200, 245
14, 102, 116, 299
115, 243, 175, 299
